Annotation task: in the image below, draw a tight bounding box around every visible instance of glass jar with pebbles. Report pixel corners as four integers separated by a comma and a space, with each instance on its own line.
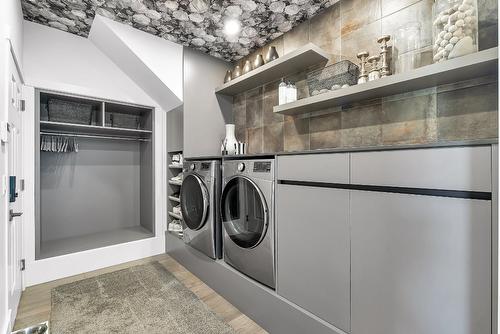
432, 0, 478, 62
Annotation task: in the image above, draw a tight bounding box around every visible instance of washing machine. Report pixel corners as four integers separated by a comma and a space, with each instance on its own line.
221, 158, 275, 289
180, 160, 222, 259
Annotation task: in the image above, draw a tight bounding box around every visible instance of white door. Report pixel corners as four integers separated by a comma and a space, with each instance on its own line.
6, 45, 24, 329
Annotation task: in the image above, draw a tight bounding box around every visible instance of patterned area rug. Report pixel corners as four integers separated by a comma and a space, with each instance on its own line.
50, 262, 236, 334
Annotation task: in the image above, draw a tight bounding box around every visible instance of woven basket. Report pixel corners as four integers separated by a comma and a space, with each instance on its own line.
306, 60, 359, 95
48, 99, 93, 125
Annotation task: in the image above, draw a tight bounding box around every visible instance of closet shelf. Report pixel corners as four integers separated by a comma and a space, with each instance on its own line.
40, 121, 152, 138
274, 47, 498, 115
168, 196, 181, 203
168, 211, 182, 220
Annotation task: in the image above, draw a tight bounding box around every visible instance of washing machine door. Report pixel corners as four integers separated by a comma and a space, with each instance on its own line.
180, 174, 209, 231
221, 176, 268, 249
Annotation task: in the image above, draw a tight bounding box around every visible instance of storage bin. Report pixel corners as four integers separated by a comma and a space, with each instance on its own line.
107, 112, 141, 129
306, 60, 359, 95
48, 98, 94, 125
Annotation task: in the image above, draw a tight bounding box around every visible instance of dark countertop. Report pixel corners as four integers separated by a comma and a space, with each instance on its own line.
184, 139, 497, 160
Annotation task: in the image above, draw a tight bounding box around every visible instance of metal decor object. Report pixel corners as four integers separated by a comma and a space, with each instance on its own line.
265, 46, 279, 63
233, 65, 242, 78
254, 54, 265, 69
242, 60, 253, 74
356, 51, 370, 84
224, 70, 232, 83
377, 35, 392, 77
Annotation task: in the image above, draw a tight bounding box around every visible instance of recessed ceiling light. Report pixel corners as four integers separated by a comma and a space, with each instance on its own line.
224, 18, 241, 36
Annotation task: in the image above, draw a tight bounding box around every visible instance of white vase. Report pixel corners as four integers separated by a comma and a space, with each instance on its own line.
222, 124, 238, 155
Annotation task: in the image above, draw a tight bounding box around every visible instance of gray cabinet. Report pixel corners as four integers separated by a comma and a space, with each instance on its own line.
183, 48, 232, 158
350, 191, 491, 334
276, 184, 350, 332
167, 105, 183, 152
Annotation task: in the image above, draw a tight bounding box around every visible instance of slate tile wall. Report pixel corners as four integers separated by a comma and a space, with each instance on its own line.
233, 0, 498, 154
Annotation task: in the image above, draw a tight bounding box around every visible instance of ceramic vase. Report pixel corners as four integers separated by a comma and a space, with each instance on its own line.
265, 46, 279, 63
233, 65, 242, 78
224, 70, 232, 83
242, 60, 252, 74
222, 124, 238, 155
254, 54, 265, 68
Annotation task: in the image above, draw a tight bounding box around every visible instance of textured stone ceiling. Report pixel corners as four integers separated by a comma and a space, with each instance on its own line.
21, 0, 335, 61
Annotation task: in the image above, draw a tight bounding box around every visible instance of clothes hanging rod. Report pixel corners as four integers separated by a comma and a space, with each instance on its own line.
40, 131, 151, 142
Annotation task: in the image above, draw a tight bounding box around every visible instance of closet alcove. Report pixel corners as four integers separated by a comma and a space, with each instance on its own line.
35, 90, 155, 259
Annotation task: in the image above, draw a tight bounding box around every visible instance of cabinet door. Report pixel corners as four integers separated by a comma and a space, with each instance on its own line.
276, 184, 350, 332
351, 191, 491, 334
183, 48, 232, 158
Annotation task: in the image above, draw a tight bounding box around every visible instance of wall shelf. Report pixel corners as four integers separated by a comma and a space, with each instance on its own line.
168, 164, 183, 169
168, 180, 182, 186
168, 195, 180, 203
168, 211, 182, 220
215, 43, 329, 96
40, 121, 152, 138
274, 47, 498, 115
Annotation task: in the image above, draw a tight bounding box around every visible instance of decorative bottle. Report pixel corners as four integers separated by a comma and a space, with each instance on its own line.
223, 124, 238, 155
278, 79, 287, 105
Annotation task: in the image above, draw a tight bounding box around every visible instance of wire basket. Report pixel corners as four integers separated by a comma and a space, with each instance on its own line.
306, 60, 359, 95
48, 98, 94, 125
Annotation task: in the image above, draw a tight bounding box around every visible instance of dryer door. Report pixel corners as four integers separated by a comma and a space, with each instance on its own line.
221, 176, 269, 249
180, 174, 209, 231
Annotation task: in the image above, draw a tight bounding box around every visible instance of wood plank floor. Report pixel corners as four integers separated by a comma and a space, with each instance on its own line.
14, 254, 267, 333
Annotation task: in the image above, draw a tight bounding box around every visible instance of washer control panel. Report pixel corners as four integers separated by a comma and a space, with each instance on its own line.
253, 161, 272, 173
237, 162, 245, 172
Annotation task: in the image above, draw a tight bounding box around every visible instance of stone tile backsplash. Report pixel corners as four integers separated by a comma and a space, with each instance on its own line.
233, 0, 498, 154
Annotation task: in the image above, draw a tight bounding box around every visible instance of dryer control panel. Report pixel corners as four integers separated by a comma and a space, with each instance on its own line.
253, 161, 272, 173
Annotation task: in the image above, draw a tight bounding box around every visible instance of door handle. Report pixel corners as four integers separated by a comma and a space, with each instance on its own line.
9, 210, 22, 221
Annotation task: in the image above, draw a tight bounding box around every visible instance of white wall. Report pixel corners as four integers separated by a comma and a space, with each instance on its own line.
89, 15, 183, 112
23, 21, 156, 107
0, 0, 23, 63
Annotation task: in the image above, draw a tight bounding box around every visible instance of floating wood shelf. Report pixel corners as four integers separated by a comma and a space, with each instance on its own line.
40, 121, 152, 138
215, 43, 329, 95
274, 47, 498, 115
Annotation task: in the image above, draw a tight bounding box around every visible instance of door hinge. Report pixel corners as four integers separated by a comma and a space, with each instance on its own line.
19, 99, 26, 112
20, 259, 25, 271
20, 178, 25, 191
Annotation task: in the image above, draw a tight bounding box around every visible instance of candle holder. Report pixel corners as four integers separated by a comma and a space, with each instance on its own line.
356, 51, 369, 84
377, 35, 392, 77
367, 55, 381, 81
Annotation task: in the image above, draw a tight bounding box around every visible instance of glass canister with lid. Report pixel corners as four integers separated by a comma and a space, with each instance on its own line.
432, 0, 478, 62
